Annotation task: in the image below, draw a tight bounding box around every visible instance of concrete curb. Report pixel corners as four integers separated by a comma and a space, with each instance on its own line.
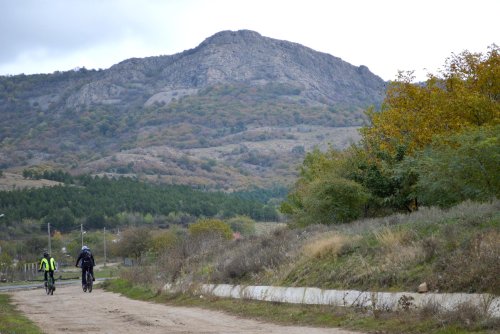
197, 284, 500, 318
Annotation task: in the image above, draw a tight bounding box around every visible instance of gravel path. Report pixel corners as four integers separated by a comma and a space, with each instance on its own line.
10, 284, 360, 334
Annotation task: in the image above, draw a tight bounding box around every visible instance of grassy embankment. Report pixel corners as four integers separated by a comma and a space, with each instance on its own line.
280, 200, 500, 294
102, 200, 500, 333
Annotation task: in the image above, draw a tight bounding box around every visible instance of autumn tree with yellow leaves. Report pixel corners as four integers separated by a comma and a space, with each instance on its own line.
281, 45, 499, 225
362, 44, 499, 155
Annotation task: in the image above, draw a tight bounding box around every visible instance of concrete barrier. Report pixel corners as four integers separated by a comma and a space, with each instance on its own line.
200, 284, 500, 318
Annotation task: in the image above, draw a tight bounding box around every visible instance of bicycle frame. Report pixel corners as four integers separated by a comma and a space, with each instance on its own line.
45, 275, 55, 295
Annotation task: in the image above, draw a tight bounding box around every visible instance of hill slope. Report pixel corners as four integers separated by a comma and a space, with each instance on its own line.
0, 30, 385, 189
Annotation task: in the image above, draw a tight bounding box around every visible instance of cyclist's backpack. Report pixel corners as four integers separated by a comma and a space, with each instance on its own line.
81, 249, 92, 266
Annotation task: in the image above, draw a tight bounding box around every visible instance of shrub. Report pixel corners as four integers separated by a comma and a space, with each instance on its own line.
188, 219, 233, 240
301, 176, 370, 225
151, 229, 182, 254
113, 227, 152, 260
211, 227, 300, 282
433, 231, 500, 293
227, 216, 256, 236
412, 125, 500, 207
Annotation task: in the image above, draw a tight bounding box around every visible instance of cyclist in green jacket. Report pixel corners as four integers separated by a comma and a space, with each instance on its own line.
39, 251, 56, 288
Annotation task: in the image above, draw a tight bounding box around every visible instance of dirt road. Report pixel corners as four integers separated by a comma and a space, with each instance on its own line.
11, 284, 360, 334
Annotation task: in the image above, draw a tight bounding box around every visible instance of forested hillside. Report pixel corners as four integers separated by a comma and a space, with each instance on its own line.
0, 30, 384, 189
0, 175, 280, 239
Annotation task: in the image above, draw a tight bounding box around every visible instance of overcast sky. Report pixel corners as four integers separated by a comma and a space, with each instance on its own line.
1, 0, 498, 81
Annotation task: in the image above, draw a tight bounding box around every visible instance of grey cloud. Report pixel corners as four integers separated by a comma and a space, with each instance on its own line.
0, 0, 171, 64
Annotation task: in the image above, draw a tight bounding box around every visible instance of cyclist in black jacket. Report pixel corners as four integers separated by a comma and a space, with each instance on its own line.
75, 245, 95, 290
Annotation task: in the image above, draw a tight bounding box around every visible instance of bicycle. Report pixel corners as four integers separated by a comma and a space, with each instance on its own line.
45, 275, 55, 295
83, 269, 93, 293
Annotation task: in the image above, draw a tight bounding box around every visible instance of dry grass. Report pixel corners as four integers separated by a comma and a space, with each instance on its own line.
0, 172, 62, 191
432, 230, 500, 293
254, 222, 287, 236
303, 232, 358, 259
374, 227, 412, 249
384, 244, 424, 271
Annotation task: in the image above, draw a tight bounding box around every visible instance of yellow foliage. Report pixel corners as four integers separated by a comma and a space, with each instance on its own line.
362, 45, 500, 156
152, 230, 180, 253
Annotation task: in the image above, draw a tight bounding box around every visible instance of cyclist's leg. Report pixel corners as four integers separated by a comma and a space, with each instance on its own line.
44, 271, 48, 286
90, 266, 95, 281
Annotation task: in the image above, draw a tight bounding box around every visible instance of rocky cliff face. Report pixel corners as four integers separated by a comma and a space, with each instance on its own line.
65, 30, 385, 109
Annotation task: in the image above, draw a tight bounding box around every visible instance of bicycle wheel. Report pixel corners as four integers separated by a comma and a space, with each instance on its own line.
87, 272, 93, 293
46, 277, 53, 295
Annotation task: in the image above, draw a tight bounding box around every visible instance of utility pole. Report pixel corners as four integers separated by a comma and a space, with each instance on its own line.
47, 223, 52, 255
0, 213, 4, 254
81, 224, 84, 247
103, 227, 107, 266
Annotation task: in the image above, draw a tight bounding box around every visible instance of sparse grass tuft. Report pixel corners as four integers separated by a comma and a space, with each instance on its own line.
374, 227, 413, 248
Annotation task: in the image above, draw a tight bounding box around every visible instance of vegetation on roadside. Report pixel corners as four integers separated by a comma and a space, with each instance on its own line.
282, 200, 500, 294
113, 200, 499, 295
103, 278, 499, 334
0, 294, 42, 334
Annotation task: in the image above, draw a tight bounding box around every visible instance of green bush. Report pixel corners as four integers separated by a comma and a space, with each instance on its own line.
112, 227, 152, 260
301, 176, 370, 225
188, 219, 233, 240
227, 216, 256, 236
410, 125, 500, 207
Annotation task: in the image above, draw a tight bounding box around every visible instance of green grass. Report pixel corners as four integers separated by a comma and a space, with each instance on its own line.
0, 294, 42, 334
102, 278, 498, 334
93, 266, 120, 279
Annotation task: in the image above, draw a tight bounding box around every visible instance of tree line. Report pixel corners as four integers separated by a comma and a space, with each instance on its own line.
0, 175, 279, 234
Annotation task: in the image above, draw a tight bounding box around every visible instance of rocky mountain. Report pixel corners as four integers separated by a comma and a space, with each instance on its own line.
0, 30, 386, 190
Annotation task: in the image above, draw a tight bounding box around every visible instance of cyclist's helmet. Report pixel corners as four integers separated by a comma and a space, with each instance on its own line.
82, 245, 89, 251
43, 251, 49, 257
